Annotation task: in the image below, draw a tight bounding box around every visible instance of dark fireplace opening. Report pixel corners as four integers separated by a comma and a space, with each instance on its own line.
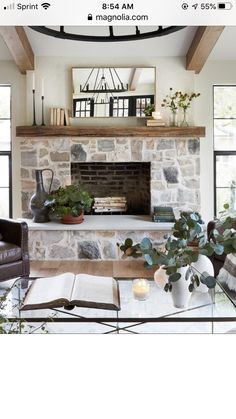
71, 162, 151, 215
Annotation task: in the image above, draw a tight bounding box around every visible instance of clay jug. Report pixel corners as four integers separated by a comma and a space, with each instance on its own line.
30, 169, 54, 223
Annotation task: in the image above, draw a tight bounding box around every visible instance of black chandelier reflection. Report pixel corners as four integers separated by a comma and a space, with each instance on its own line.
80, 68, 129, 105
29, 26, 186, 42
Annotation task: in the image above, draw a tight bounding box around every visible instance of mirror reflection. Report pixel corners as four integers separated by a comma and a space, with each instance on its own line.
72, 67, 156, 118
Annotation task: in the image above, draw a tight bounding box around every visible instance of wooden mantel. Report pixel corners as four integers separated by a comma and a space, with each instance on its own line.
16, 125, 205, 138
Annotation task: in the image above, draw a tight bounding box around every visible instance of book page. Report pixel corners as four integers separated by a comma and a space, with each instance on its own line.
71, 274, 117, 306
23, 273, 75, 307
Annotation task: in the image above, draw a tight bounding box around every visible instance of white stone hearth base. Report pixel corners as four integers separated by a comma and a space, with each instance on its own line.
22, 216, 172, 261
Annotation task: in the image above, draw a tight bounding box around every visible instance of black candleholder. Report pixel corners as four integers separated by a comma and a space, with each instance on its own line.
32, 89, 37, 126
41, 95, 45, 126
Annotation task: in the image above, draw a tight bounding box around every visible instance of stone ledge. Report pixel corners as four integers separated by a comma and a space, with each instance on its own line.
18, 215, 174, 231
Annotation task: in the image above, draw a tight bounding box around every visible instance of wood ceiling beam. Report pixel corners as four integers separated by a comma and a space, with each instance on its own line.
186, 26, 225, 74
129, 68, 142, 91
0, 26, 34, 74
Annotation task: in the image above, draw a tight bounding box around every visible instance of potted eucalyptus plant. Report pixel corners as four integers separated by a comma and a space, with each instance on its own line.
45, 184, 93, 224
118, 207, 236, 308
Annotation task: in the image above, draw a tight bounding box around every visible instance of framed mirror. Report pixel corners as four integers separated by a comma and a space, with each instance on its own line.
72, 67, 156, 118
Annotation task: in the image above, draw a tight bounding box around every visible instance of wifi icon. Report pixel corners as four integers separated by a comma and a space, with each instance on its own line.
41, 2, 50, 9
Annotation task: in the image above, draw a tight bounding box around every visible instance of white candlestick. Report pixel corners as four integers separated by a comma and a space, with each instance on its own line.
132, 278, 150, 301
32, 72, 35, 90
41, 78, 44, 96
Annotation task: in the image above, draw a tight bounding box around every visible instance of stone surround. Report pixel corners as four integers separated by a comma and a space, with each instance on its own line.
19, 136, 200, 218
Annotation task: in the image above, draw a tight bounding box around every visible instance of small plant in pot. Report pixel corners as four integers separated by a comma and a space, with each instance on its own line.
118, 210, 224, 308
143, 103, 155, 117
45, 184, 93, 224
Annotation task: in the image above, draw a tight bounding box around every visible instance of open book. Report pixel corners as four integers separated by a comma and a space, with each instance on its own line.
21, 273, 120, 311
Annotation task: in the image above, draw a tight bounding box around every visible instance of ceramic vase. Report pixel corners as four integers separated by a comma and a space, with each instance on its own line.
154, 266, 168, 287
171, 266, 191, 309
29, 169, 54, 223
191, 254, 214, 293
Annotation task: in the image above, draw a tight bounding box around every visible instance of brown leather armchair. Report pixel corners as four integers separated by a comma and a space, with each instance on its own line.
0, 219, 30, 282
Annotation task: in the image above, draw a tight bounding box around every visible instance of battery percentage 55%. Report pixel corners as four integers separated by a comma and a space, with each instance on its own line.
192, 3, 217, 9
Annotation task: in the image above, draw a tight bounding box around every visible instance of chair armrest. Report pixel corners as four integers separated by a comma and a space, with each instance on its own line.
0, 219, 28, 250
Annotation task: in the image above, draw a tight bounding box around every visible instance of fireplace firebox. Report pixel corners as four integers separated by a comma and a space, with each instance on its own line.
71, 162, 151, 215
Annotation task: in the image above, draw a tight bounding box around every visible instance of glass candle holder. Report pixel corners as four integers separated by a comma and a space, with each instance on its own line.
132, 278, 150, 301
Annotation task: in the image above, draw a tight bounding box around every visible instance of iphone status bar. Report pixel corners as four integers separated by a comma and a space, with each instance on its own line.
0, 1, 236, 25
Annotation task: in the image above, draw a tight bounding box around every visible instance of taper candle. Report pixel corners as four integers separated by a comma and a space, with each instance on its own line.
41, 78, 44, 96
32, 72, 35, 90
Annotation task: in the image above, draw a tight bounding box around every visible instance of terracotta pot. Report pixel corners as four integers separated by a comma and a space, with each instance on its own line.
61, 212, 84, 224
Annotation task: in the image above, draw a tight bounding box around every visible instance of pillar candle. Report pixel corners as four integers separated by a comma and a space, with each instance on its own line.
132, 278, 150, 301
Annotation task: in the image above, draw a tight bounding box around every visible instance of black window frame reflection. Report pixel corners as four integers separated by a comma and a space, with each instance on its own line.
109, 94, 155, 117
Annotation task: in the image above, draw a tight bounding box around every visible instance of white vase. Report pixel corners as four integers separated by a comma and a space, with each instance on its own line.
154, 266, 168, 286
191, 254, 214, 293
171, 266, 191, 309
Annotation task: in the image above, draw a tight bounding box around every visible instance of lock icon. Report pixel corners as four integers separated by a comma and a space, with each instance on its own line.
87, 14, 93, 20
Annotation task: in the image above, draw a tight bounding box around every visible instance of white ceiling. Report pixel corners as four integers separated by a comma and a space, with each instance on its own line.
0, 26, 236, 60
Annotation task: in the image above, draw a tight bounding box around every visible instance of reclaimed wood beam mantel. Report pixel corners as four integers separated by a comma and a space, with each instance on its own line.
16, 125, 206, 138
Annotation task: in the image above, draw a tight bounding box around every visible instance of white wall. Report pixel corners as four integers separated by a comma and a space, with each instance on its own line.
0, 61, 26, 218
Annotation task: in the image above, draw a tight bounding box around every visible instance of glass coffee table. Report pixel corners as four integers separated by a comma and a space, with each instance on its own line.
1, 277, 236, 334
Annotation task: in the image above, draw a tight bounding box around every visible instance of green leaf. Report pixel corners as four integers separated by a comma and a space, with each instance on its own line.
189, 283, 194, 292
169, 241, 178, 251
119, 245, 126, 252
166, 266, 178, 275
164, 284, 169, 293
213, 244, 224, 255
144, 254, 153, 266
169, 272, 181, 282
140, 238, 152, 251
190, 213, 199, 221
167, 257, 176, 266
125, 238, 133, 248
223, 217, 234, 230
200, 272, 216, 289
156, 254, 170, 266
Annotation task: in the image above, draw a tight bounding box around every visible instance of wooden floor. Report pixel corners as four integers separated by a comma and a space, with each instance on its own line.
30, 260, 156, 278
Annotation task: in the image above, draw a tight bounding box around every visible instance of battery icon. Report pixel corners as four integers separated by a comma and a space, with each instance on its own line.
218, 2, 233, 9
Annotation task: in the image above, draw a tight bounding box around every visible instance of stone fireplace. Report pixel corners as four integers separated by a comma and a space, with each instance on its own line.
18, 132, 201, 260
20, 136, 200, 218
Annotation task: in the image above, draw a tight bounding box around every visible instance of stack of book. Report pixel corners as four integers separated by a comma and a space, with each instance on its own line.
50, 108, 70, 126
93, 197, 127, 213
152, 206, 175, 223
146, 118, 165, 127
